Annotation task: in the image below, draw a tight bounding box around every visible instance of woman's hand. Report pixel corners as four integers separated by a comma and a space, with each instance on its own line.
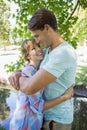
63, 85, 74, 100
8, 70, 22, 90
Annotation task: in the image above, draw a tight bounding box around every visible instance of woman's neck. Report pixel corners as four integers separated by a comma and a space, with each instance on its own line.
29, 60, 40, 70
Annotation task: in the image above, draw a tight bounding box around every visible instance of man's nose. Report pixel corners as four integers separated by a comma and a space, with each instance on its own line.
35, 38, 40, 44
35, 39, 40, 46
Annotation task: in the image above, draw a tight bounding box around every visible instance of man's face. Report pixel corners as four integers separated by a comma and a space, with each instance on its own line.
30, 26, 51, 48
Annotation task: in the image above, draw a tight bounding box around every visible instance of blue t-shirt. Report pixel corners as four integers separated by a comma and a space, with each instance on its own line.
40, 41, 77, 124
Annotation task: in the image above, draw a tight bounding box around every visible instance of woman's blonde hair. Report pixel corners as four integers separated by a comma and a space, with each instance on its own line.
21, 38, 36, 62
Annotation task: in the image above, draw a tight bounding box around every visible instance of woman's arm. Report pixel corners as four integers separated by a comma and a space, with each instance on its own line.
43, 86, 74, 111
8, 70, 22, 90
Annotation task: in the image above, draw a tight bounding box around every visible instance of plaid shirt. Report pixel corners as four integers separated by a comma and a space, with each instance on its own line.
10, 64, 44, 130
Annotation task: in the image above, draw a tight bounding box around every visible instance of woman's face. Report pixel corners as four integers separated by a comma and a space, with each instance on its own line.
28, 41, 44, 62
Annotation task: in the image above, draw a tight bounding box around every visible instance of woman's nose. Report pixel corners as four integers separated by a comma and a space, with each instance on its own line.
37, 47, 41, 51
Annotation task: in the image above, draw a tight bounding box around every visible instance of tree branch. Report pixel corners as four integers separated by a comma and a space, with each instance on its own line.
66, 0, 79, 21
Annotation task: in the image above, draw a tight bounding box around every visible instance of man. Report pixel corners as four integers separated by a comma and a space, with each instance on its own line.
9, 8, 77, 130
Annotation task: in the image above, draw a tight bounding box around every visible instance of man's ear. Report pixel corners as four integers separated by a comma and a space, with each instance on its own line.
44, 24, 50, 31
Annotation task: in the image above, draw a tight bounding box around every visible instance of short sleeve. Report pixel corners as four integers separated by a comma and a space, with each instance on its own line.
42, 51, 71, 78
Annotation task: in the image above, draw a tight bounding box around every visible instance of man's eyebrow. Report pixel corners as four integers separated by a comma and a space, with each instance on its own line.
34, 34, 39, 37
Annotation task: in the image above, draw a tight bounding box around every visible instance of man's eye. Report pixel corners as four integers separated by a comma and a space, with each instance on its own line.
34, 35, 39, 38
32, 47, 35, 50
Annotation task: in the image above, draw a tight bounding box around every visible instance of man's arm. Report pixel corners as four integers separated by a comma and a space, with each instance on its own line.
19, 68, 56, 95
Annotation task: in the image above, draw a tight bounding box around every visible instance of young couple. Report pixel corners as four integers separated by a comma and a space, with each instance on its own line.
9, 8, 77, 130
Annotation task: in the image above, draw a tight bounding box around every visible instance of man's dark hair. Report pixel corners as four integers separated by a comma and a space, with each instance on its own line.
28, 8, 58, 31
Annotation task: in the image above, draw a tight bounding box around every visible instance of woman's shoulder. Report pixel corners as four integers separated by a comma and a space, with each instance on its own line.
22, 64, 37, 77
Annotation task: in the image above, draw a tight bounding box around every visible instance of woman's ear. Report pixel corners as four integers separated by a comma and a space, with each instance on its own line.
27, 55, 31, 60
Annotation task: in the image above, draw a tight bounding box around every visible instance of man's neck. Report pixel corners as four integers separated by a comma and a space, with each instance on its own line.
51, 32, 65, 50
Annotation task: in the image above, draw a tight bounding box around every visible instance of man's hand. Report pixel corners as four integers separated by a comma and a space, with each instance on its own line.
8, 70, 22, 90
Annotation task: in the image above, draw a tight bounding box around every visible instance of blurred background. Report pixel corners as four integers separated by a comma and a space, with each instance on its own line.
0, 0, 87, 130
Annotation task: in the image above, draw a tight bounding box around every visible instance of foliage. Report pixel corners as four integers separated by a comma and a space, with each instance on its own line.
4, 0, 87, 72
7, 0, 87, 48
4, 56, 24, 72
79, 0, 87, 9
0, 0, 11, 47
0, 0, 87, 47
72, 8, 87, 44
76, 65, 87, 86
